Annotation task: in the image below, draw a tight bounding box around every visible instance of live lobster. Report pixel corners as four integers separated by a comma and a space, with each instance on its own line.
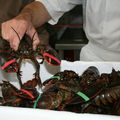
0, 78, 39, 107
0, 27, 61, 88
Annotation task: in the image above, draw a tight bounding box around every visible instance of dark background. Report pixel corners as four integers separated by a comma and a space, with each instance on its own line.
46, 5, 88, 61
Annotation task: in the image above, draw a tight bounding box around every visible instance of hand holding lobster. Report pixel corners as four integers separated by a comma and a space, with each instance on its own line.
1, 12, 40, 51
0, 27, 61, 88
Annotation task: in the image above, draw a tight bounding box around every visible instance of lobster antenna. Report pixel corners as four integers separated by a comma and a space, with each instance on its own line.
11, 27, 37, 42
11, 27, 21, 41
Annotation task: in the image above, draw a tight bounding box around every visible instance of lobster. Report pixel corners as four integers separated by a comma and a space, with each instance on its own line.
80, 69, 120, 115
0, 78, 39, 107
34, 66, 103, 110
81, 86, 120, 115
35, 70, 80, 110
0, 27, 61, 88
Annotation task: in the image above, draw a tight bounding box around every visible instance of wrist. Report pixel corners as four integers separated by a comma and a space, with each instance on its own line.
15, 11, 32, 24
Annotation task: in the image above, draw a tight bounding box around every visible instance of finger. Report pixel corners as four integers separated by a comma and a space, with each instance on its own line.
33, 37, 40, 50
5, 28, 23, 51
1, 23, 12, 41
9, 37, 20, 51
26, 26, 40, 50
10, 26, 27, 50
32, 32, 41, 50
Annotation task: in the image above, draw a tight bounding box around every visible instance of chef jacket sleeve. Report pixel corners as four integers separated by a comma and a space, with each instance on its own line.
36, 0, 82, 24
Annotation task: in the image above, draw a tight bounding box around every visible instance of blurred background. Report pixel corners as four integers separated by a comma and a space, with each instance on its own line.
46, 5, 88, 61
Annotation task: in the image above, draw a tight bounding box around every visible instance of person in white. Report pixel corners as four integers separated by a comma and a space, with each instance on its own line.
1, 0, 120, 61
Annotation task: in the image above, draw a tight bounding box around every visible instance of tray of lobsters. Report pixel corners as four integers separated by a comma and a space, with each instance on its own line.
0, 60, 120, 120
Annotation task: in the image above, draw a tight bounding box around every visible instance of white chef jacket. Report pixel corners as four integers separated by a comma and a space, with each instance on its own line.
37, 0, 120, 61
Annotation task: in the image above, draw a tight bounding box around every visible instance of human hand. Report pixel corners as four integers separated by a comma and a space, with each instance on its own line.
1, 13, 40, 51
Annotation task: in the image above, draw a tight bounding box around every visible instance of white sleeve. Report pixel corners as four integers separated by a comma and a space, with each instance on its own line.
36, 0, 82, 24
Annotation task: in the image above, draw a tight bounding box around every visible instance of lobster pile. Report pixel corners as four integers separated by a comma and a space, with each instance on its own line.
0, 66, 120, 116
0, 29, 120, 115
36, 67, 120, 115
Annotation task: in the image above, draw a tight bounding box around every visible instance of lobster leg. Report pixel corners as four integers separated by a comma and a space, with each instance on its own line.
17, 57, 23, 87
30, 57, 42, 88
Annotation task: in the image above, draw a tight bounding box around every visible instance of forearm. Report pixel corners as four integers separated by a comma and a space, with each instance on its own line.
18, 1, 51, 27
18, 0, 81, 26
36, 0, 82, 25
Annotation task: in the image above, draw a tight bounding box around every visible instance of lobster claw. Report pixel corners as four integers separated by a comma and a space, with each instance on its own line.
0, 57, 19, 73
43, 46, 61, 66
0, 36, 19, 73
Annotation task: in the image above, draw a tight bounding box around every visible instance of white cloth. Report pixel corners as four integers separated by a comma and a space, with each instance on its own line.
37, 0, 120, 61
81, 0, 120, 61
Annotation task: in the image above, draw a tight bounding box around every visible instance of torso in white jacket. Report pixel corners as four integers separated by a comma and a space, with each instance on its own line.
81, 0, 120, 61
38, 0, 120, 61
